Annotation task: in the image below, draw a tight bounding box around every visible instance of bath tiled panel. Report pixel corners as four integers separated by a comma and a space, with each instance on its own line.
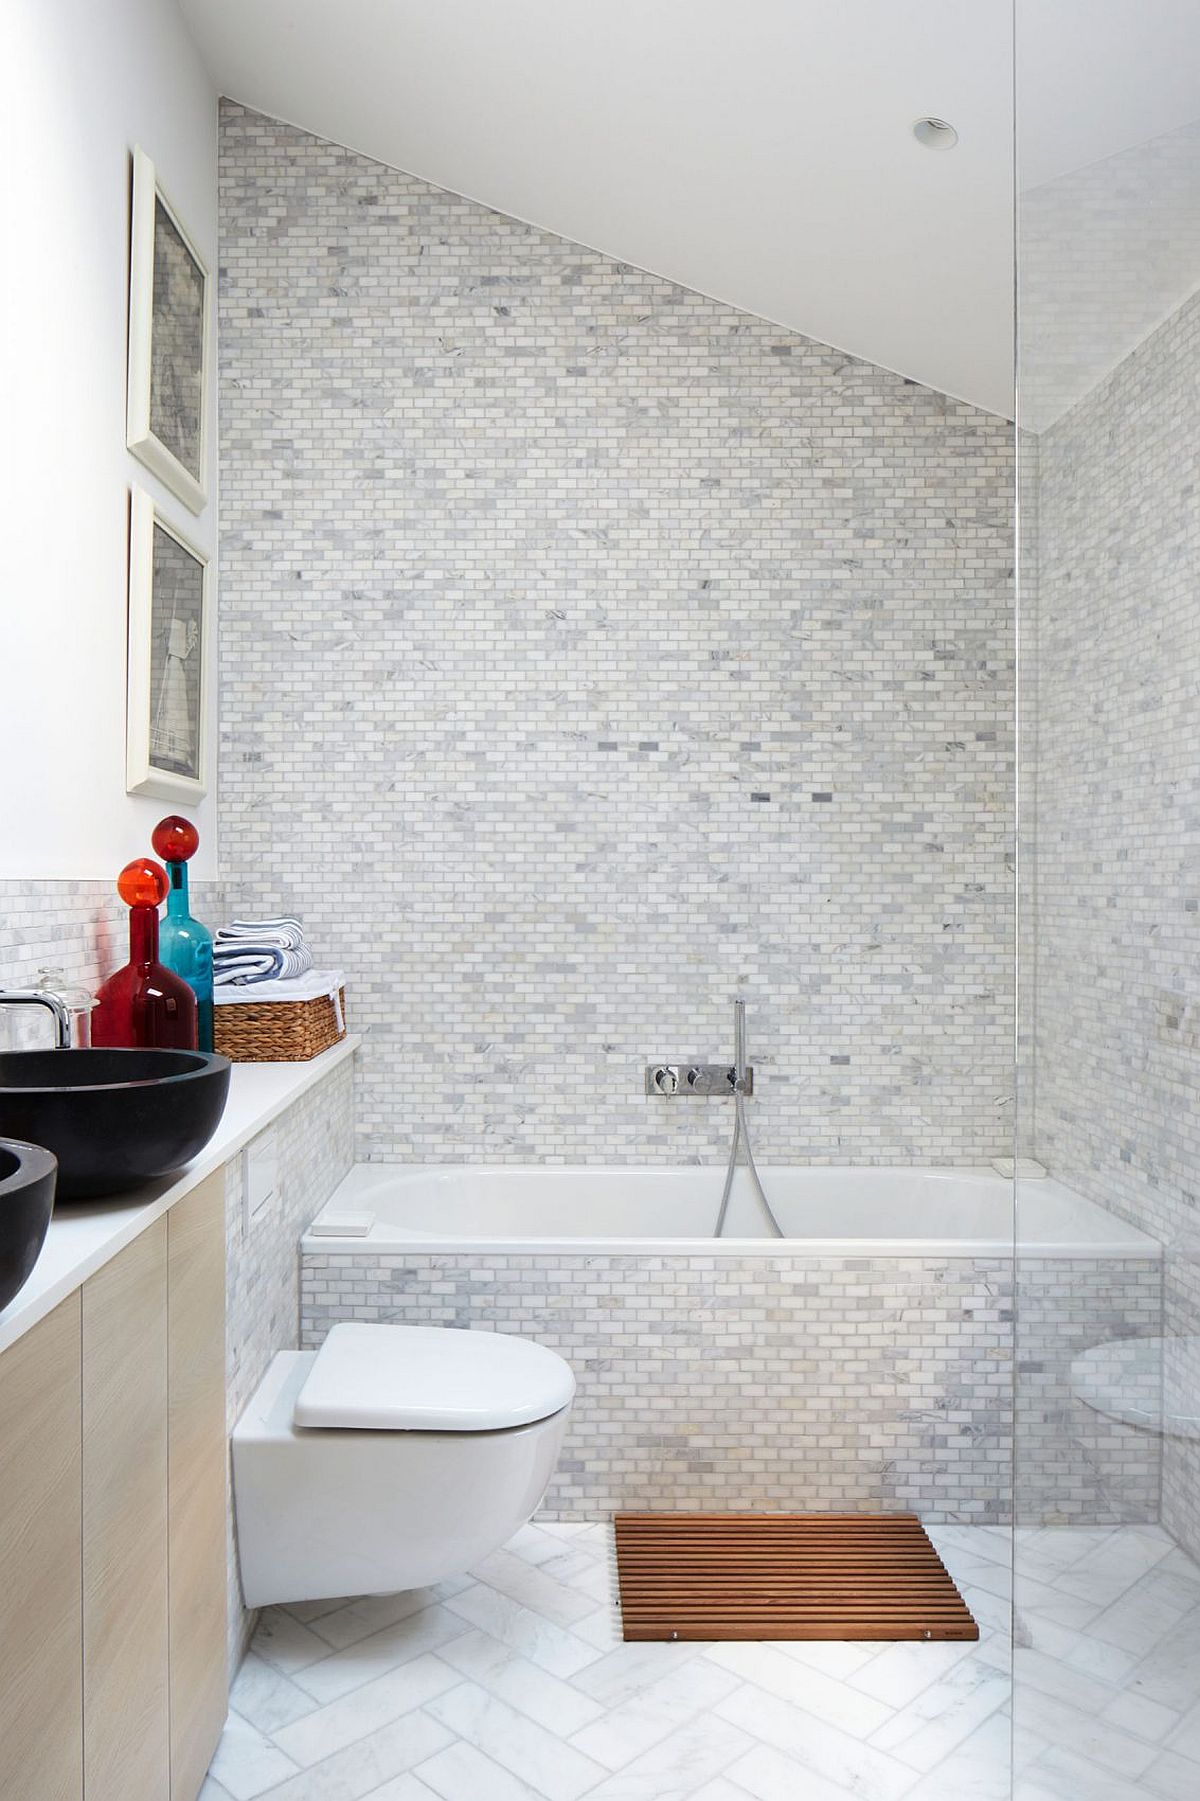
1014, 1257, 1162, 1528
224, 1058, 355, 1668
302, 1248, 1159, 1524
218, 101, 1015, 1170
1029, 290, 1200, 1559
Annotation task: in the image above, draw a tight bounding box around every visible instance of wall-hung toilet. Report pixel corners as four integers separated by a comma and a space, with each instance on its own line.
232, 1321, 575, 1608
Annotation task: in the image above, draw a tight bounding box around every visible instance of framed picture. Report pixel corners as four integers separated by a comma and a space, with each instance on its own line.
126, 487, 211, 802
126, 146, 210, 514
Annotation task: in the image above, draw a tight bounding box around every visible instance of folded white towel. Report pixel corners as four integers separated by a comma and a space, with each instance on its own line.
213, 969, 345, 1005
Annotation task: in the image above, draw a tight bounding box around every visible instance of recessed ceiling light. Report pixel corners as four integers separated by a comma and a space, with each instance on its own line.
913, 117, 959, 150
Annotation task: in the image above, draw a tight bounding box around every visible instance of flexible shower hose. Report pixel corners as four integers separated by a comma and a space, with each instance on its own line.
714, 1082, 785, 1239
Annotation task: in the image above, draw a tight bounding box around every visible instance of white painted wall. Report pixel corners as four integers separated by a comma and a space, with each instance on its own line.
1, 0, 218, 880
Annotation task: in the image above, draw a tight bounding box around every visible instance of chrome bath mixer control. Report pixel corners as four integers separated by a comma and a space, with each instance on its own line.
644, 1063, 753, 1097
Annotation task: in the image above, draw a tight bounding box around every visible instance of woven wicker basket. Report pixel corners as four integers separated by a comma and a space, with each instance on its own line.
214, 987, 346, 1063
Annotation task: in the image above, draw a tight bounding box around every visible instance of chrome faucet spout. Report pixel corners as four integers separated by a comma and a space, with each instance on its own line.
0, 989, 73, 1049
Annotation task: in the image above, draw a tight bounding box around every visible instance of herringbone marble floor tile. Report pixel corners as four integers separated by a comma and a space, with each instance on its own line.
201, 1522, 1200, 1800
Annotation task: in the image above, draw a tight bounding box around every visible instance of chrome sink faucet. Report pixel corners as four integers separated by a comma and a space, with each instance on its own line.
0, 989, 73, 1048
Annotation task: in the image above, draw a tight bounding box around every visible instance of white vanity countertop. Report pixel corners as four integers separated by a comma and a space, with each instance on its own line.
0, 1035, 361, 1356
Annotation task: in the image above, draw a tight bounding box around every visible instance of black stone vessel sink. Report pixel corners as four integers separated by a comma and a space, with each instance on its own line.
0, 1050, 231, 1200
0, 1139, 57, 1311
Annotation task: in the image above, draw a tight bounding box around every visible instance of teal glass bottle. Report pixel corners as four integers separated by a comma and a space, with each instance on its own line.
151, 816, 214, 1052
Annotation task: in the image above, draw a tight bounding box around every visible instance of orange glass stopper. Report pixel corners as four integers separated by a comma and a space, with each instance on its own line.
151, 815, 199, 863
117, 858, 169, 909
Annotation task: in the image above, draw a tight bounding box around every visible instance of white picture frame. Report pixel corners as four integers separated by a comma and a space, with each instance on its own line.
126, 487, 212, 802
127, 145, 210, 514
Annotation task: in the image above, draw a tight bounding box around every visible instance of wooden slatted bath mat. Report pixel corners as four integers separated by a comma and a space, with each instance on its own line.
613, 1512, 978, 1642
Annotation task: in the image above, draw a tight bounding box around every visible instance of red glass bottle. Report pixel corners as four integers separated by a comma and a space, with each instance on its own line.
92, 859, 199, 1051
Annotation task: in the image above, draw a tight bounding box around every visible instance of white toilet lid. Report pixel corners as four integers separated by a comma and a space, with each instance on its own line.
293, 1322, 576, 1432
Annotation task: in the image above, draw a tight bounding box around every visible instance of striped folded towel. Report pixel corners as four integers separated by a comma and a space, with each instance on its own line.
213, 948, 314, 985
215, 917, 307, 951
213, 916, 314, 986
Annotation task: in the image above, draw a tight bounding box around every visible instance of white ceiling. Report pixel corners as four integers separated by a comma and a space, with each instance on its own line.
179, 0, 1016, 416
178, 0, 1200, 425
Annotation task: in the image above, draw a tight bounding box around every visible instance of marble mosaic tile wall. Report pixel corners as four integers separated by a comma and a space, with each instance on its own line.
1028, 290, 1200, 1559
301, 1246, 1159, 1525
0, 876, 229, 1044
218, 102, 1016, 1170
224, 1055, 355, 1665
1018, 117, 1200, 431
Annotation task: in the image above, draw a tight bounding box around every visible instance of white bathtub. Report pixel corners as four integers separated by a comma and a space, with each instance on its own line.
301, 1162, 1162, 1519
305, 1163, 1159, 1259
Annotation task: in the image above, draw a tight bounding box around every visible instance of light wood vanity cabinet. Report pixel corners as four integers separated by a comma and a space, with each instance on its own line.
167, 1174, 229, 1801
0, 1170, 228, 1801
0, 1294, 84, 1801
82, 1219, 171, 1801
